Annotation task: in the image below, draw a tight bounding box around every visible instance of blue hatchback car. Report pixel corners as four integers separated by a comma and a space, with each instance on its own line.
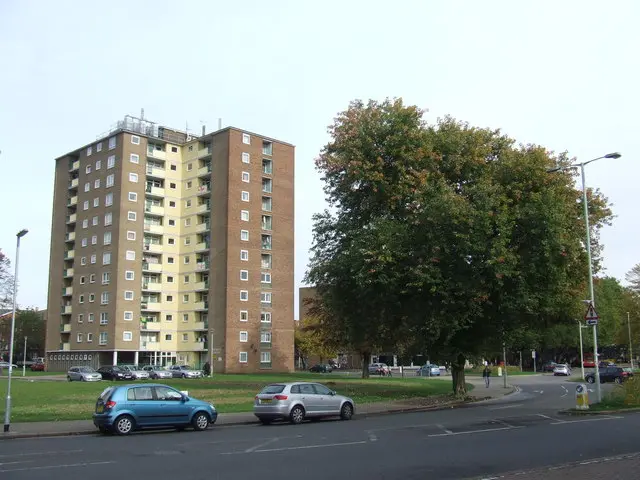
93, 383, 218, 435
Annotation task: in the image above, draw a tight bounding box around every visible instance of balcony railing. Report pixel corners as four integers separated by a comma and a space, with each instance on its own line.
60, 323, 71, 333
65, 232, 76, 242
145, 185, 165, 197
195, 242, 210, 252
67, 196, 78, 206
69, 161, 80, 172
61, 305, 72, 315
62, 286, 73, 296
196, 261, 210, 272
143, 243, 163, 254
63, 268, 74, 277
198, 147, 212, 158
142, 262, 163, 273
64, 250, 75, 260
61, 343, 71, 351
68, 178, 79, 189
141, 302, 162, 312
194, 281, 209, 291
195, 222, 210, 233
146, 166, 166, 178
145, 205, 165, 216
65, 214, 77, 224
196, 185, 211, 196
197, 201, 211, 213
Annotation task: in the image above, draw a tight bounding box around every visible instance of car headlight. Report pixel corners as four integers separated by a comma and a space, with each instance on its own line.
209, 403, 216, 411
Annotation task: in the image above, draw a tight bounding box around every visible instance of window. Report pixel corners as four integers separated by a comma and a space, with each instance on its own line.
260, 332, 272, 343
80, 276, 86, 284
82, 219, 88, 229
170, 182, 176, 189
168, 219, 175, 226
103, 232, 111, 245
166, 314, 173, 322
171, 146, 178, 153
240, 250, 249, 261
261, 312, 271, 323
88, 313, 95, 322
126, 250, 136, 261
86, 164, 92, 174
183, 313, 189, 322
186, 181, 192, 189
260, 352, 271, 364
261, 272, 272, 284
242, 152, 250, 164
91, 235, 97, 245
99, 332, 108, 345
261, 254, 272, 269
77, 333, 83, 343
184, 236, 191, 245
88, 255, 96, 265
123, 331, 133, 341
241, 191, 250, 202
261, 234, 272, 250
105, 212, 113, 225
262, 178, 272, 193
124, 311, 133, 321
171, 164, 177, 171
89, 273, 96, 283
89, 293, 95, 303
94, 179, 101, 188
105, 192, 113, 206
92, 216, 98, 226
78, 314, 84, 323
167, 276, 174, 283
168, 238, 175, 244
167, 257, 175, 264
240, 311, 248, 322
81, 256, 87, 266
127, 231, 136, 240
239, 331, 248, 342
240, 290, 249, 301
242, 133, 251, 144
241, 230, 249, 241
169, 201, 176, 208
183, 256, 190, 264
261, 292, 272, 304
185, 199, 192, 208
108, 136, 116, 150
182, 294, 189, 303
182, 333, 188, 342
166, 295, 173, 302
81, 238, 88, 247
87, 332, 93, 342
130, 153, 139, 164
96, 143, 102, 152
128, 211, 137, 221
261, 215, 272, 230
129, 173, 138, 183
262, 159, 273, 174
83, 200, 89, 210
262, 196, 272, 211
94, 196, 100, 207
241, 210, 249, 222
100, 312, 108, 324
184, 218, 191, 227
106, 174, 114, 187
187, 163, 193, 171
102, 252, 111, 265
128, 192, 137, 201
241, 171, 250, 183
125, 270, 135, 280
240, 270, 248, 281
165, 334, 173, 341
124, 291, 134, 300
131, 135, 140, 145
101, 292, 109, 305
239, 352, 248, 363
184, 275, 190, 283
79, 294, 85, 304
102, 272, 110, 284
107, 155, 115, 168
96, 159, 101, 169
262, 141, 273, 156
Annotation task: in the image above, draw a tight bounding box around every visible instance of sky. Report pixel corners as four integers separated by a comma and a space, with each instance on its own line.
0, 0, 638, 319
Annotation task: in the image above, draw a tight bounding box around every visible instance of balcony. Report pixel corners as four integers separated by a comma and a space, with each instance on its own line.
146, 166, 166, 179
61, 305, 72, 315
143, 224, 163, 235
196, 261, 210, 272
194, 281, 209, 291
64, 250, 75, 260
198, 147, 212, 158
196, 185, 211, 196
195, 222, 210, 234
62, 286, 73, 296
139, 341, 160, 351
145, 185, 165, 197
68, 178, 79, 189
197, 164, 212, 177
69, 160, 80, 172
193, 321, 208, 331
140, 322, 162, 331
147, 148, 167, 160
191, 342, 207, 351
61, 343, 71, 351
143, 243, 163, 254
142, 262, 162, 273
65, 213, 77, 224
65, 232, 76, 242
144, 205, 165, 216
193, 301, 209, 311
195, 242, 210, 252
67, 196, 78, 207
141, 302, 163, 312
63, 268, 74, 278
60, 323, 72, 333
142, 282, 162, 292
196, 202, 210, 214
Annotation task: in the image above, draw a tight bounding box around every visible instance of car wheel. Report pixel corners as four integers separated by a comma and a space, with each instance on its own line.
81, 376, 86, 382
587, 376, 595, 384
289, 405, 305, 425
114, 415, 135, 435
182, 373, 187, 379
192, 412, 209, 431
615, 377, 622, 384
340, 402, 354, 421
259, 418, 273, 425
67, 376, 72, 382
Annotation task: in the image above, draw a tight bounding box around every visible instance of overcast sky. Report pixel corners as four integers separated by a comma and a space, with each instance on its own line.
1, 0, 638, 318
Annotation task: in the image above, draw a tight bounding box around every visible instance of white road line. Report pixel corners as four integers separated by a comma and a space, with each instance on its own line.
0, 461, 34, 467
551, 416, 623, 425
436, 424, 453, 434
536, 413, 555, 420
428, 426, 524, 437
560, 385, 568, 397
245, 437, 280, 453
0, 449, 83, 459
0, 461, 114, 473
368, 432, 378, 442
488, 404, 522, 410
494, 419, 516, 428
222, 440, 367, 454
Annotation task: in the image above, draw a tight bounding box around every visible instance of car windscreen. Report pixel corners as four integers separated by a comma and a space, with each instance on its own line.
99, 387, 115, 401
260, 384, 286, 394
79, 367, 95, 373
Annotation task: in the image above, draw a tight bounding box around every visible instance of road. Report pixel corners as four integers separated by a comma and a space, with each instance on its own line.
1, 373, 637, 480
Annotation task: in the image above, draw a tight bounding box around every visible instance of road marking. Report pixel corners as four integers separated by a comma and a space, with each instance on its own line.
488, 404, 521, 410
245, 437, 280, 453
494, 419, 516, 428
532, 390, 544, 394
0, 461, 114, 473
0, 449, 83, 459
428, 426, 524, 437
560, 385, 568, 397
536, 413, 555, 420
0, 461, 34, 467
436, 424, 453, 434
551, 415, 623, 425
222, 440, 367, 454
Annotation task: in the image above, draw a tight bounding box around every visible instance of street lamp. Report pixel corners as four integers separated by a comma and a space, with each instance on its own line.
548, 152, 621, 403
4, 228, 28, 433
577, 320, 589, 381
628, 312, 633, 371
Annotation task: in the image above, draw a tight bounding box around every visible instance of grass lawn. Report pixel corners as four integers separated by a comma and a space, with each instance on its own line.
0, 372, 462, 423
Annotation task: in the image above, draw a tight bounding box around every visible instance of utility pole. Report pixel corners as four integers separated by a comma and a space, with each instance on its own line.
503, 343, 508, 388
22, 337, 27, 377
578, 321, 585, 380
628, 312, 633, 370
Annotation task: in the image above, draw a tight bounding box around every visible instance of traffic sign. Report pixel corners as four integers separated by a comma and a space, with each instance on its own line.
584, 302, 599, 326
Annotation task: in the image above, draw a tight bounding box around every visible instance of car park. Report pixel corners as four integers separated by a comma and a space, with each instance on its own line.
93, 384, 217, 435
169, 365, 204, 378
96, 365, 134, 381
142, 365, 174, 380
68, 366, 102, 382
119, 364, 150, 380
253, 382, 355, 425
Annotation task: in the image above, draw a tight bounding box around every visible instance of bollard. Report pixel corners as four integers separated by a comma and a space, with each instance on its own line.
575, 384, 589, 410
497, 366, 502, 377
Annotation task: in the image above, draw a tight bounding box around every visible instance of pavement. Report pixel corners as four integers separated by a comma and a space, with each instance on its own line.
0, 375, 515, 439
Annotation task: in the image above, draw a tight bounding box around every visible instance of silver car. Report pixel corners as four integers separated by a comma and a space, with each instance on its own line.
169, 365, 204, 378
142, 365, 174, 379
119, 364, 150, 380
254, 382, 355, 425
68, 366, 102, 382
553, 364, 571, 376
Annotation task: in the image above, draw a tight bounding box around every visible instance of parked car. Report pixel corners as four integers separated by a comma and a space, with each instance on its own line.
0, 362, 18, 370
309, 364, 332, 373
585, 366, 632, 384
142, 365, 174, 380
68, 366, 102, 382
253, 382, 355, 425
542, 361, 558, 372
583, 359, 596, 368
30, 362, 45, 372
553, 364, 571, 376
368, 363, 391, 376
119, 364, 150, 380
96, 365, 134, 381
416, 364, 441, 377
169, 365, 204, 378
93, 383, 217, 435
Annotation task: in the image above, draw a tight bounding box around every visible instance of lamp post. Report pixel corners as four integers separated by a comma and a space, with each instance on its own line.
578, 321, 588, 380
4, 228, 28, 433
548, 152, 621, 403
628, 312, 633, 370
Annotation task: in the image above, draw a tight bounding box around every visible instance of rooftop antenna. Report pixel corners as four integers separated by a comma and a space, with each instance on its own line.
141, 108, 145, 120
218, 118, 222, 130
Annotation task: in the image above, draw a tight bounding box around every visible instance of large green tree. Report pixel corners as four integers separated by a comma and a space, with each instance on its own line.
0, 249, 13, 310
626, 264, 640, 294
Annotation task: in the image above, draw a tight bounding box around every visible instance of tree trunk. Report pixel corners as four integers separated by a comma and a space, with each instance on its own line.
361, 352, 371, 378
451, 353, 467, 397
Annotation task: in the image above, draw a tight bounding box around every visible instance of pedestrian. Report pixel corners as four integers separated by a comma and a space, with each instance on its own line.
483, 365, 491, 387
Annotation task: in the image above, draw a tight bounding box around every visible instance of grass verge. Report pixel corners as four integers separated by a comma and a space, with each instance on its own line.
0, 372, 464, 423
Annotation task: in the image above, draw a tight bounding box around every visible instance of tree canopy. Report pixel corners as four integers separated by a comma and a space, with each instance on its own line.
0, 249, 14, 310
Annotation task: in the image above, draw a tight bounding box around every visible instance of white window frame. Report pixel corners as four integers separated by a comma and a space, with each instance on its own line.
261, 292, 272, 304
241, 210, 249, 222
93, 197, 99, 207
102, 252, 111, 265
127, 211, 137, 221
85, 164, 92, 174
261, 272, 272, 284
108, 136, 116, 150
129, 173, 138, 183
125, 250, 136, 261
125, 270, 135, 280
260, 331, 272, 343
261, 312, 272, 323
77, 333, 83, 343
240, 270, 249, 281
94, 179, 101, 188
87, 333, 93, 342
102, 272, 110, 285
239, 352, 248, 363
103, 232, 111, 245
240, 230, 249, 241
83, 200, 89, 211
131, 135, 140, 145
101, 292, 109, 305
241, 191, 250, 202
241, 171, 250, 183
99, 332, 108, 345
130, 153, 139, 164
242, 133, 251, 144
124, 311, 133, 321
127, 231, 136, 240
92, 216, 98, 226
239, 331, 248, 342
124, 290, 134, 301
240, 310, 248, 322
82, 219, 89, 229
260, 351, 271, 363
123, 331, 133, 341
240, 290, 249, 301
84, 182, 90, 193
107, 155, 115, 168
96, 143, 102, 152
104, 212, 113, 225
100, 312, 108, 324
81, 256, 87, 266
242, 152, 250, 163
106, 174, 114, 187
105, 192, 113, 206
95, 159, 101, 169
240, 250, 248, 261
91, 235, 97, 245
81, 238, 88, 247
128, 192, 137, 202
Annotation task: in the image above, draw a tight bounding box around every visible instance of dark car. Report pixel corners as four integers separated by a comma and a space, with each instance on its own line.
96, 365, 134, 381
542, 361, 558, 372
309, 364, 332, 373
585, 366, 632, 384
